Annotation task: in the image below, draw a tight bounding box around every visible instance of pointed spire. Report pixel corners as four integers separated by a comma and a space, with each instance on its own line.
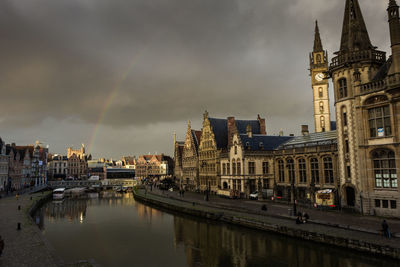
389, 0, 398, 8
339, 0, 374, 52
314, 20, 324, 52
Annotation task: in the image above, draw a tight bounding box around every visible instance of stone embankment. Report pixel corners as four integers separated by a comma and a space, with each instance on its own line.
134, 189, 400, 260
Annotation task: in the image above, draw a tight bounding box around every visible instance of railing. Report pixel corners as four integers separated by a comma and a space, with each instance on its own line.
330, 50, 386, 69
359, 79, 386, 94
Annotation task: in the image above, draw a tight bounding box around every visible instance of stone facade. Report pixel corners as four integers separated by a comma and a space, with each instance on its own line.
328, 0, 400, 216
181, 121, 201, 190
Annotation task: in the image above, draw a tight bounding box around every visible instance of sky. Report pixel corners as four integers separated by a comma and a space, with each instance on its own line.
0, 0, 392, 159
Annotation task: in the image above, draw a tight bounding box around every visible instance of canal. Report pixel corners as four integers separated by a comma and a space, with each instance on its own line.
34, 192, 399, 267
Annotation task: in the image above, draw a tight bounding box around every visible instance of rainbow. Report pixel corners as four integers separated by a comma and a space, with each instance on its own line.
87, 50, 147, 155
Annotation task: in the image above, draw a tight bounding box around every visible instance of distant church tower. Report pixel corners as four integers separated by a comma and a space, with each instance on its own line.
310, 21, 331, 132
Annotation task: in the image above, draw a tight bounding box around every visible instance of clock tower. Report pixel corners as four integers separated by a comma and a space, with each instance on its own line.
310, 21, 331, 132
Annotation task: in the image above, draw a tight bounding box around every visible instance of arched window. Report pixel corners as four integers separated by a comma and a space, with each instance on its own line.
232, 160, 236, 175
324, 157, 334, 184
338, 78, 347, 99
319, 102, 324, 112
319, 87, 323, 98
368, 105, 391, 138
298, 158, 306, 183
234, 146, 237, 155
373, 150, 397, 188
311, 158, 319, 184
237, 161, 241, 175
278, 160, 285, 182
320, 116, 325, 127
287, 158, 295, 183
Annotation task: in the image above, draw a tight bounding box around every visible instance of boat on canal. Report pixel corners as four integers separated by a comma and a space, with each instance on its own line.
53, 188, 66, 200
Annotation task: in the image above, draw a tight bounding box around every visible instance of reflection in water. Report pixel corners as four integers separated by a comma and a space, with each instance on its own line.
35, 193, 400, 267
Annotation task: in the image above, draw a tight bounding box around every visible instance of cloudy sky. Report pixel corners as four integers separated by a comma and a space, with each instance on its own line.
0, 0, 392, 159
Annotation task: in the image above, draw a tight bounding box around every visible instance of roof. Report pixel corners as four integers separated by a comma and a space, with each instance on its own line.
314, 21, 323, 52
208, 117, 262, 149
339, 0, 373, 52
239, 135, 294, 151
279, 131, 337, 149
191, 130, 202, 151
208, 118, 228, 149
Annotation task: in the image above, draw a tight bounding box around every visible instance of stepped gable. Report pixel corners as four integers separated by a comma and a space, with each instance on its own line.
239, 135, 294, 151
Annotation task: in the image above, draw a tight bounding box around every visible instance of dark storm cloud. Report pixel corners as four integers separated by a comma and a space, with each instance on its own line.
0, 0, 392, 156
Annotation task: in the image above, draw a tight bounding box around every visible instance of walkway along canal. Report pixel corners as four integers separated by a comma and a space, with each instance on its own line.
133, 188, 400, 261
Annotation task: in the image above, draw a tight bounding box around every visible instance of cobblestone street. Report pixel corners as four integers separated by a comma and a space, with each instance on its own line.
0, 192, 58, 267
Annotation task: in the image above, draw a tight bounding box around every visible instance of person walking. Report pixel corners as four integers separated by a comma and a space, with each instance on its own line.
382, 220, 391, 239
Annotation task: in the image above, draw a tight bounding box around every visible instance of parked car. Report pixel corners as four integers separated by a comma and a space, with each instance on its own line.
249, 191, 258, 200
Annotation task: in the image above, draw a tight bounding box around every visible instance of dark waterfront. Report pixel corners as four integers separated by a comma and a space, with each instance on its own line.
34, 193, 399, 267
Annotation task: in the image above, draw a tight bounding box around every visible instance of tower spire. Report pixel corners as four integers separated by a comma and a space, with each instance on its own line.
314, 20, 323, 52
339, 0, 374, 52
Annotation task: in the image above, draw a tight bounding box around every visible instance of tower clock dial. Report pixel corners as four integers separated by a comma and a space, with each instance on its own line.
315, 72, 325, 82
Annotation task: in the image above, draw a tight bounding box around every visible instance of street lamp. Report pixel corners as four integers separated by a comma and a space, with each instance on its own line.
287, 163, 297, 216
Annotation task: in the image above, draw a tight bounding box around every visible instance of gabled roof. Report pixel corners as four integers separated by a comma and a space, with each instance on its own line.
235, 120, 261, 135
191, 130, 202, 151
208, 117, 262, 150
209, 118, 228, 149
239, 135, 293, 151
279, 131, 337, 149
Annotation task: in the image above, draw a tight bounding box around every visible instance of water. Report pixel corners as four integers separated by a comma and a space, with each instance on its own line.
34, 192, 399, 267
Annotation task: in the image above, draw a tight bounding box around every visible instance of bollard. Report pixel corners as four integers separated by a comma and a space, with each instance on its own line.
18, 205, 21, 210
17, 222, 21, 230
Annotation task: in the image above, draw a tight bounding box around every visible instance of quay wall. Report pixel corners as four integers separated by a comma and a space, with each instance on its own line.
133, 191, 400, 260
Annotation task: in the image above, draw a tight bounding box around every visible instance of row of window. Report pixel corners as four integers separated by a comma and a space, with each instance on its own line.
373, 150, 397, 188
222, 162, 269, 176
375, 199, 397, 209
278, 157, 334, 184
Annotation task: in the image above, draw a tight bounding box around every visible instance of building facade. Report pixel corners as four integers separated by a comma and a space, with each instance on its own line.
0, 138, 8, 191
135, 154, 174, 180
220, 128, 292, 198
198, 112, 267, 193
329, 0, 399, 216
181, 121, 202, 190
47, 155, 68, 180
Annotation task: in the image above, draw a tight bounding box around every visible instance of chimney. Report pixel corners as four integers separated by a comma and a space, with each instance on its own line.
227, 117, 236, 146
301, 125, 309, 136
246, 124, 253, 138
257, 114, 267, 135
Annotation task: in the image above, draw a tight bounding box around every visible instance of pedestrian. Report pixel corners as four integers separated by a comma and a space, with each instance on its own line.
382, 220, 391, 239
182, 189, 185, 197
296, 215, 303, 224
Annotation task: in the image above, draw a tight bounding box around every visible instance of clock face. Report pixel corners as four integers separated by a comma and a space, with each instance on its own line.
315, 72, 325, 82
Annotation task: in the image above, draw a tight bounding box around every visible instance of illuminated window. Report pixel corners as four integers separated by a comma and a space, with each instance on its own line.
373, 150, 397, 188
